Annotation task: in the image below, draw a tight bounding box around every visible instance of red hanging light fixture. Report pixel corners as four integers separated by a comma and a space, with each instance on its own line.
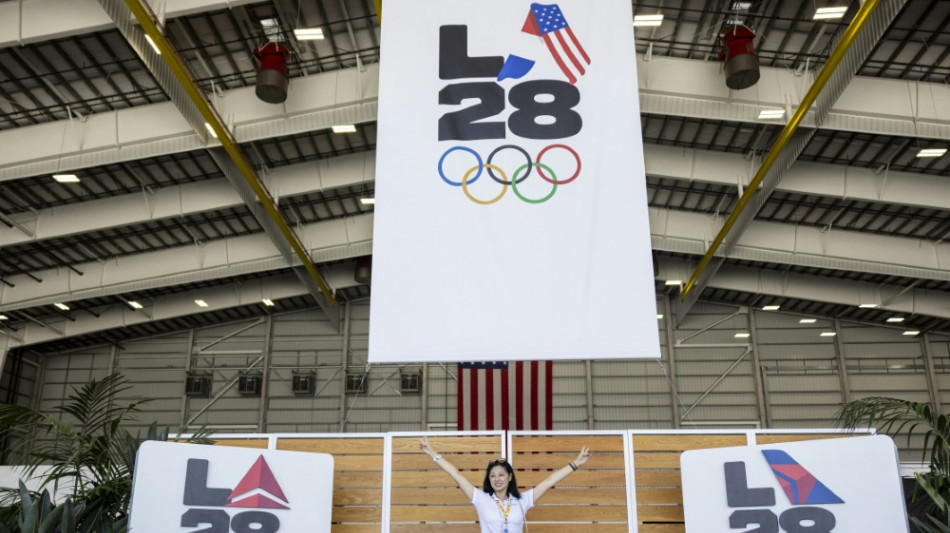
719, 25, 760, 90
254, 42, 290, 104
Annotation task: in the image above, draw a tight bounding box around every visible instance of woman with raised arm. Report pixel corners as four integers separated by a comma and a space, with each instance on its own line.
418, 436, 591, 533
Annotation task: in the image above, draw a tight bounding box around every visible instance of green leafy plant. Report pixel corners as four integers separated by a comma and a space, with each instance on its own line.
0, 373, 212, 532
836, 396, 950, 533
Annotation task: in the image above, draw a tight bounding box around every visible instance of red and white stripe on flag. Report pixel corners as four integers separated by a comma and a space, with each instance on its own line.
457, 361, 553, 431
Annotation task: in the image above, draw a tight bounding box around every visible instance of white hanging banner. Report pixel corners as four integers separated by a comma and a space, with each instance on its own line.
369, 0, 659, 362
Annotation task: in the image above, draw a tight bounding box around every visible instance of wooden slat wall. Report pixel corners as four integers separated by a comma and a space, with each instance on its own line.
632, 433, 747, 533
276, 437, 386, 533
510, 434, 628, 533
390, 435, 503, 533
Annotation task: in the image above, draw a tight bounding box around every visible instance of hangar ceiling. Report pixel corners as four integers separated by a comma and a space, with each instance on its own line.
0, 0, 948, 355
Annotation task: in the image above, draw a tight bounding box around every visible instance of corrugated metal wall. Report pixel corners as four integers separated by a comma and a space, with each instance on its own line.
10, 297, 948, 459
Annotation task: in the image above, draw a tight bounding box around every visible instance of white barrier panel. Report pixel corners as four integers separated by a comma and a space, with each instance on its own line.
681, 435, 908, 533
129, 441, 334, 533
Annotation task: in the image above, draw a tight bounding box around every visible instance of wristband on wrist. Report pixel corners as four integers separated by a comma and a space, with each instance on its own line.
569, 461, 578, 471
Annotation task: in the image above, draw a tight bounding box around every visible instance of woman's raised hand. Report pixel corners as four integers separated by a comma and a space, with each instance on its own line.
574, 446, 592, 467
419, 436, 437, 458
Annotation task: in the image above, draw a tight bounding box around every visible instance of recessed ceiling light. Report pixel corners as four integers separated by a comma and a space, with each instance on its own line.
128, 301, 144, 309
293, 27, 325, 40
799, 318, 817, 324
633, 14, 664, 27
858, 303, 878, 309
53, 174, 80, 183
814, 6, 847, 20
657, 314, 664, 320
664, 279, 682, 286
731, 1, 753, 10
195, 299, 209, 307
360, 197, 375, 205
757, 109, 785, 120
886, 317, 905, 323
144, 34, 161, 55
762, 305, 780, 311
903, 330, 921, 336
262, 298, 275, 307
916, 148, 947, 158
204, 123, 218, 139
332, 124, 357, 134
54, 302, 70, 311
0, 314, 8, 320
734, 332, 751, 338
820, 331, 837, 337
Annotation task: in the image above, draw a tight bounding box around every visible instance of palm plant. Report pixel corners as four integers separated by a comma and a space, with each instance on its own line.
836, 396, 950, 533
0, 373, 211, 532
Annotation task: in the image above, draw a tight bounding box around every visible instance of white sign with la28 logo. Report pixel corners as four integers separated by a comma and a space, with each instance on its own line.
129, 441, 333, 533
680, 435, 908, 533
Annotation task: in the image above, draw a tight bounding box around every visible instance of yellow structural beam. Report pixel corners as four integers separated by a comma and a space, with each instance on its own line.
682, 0, 882, 299
123, 0, 336, 307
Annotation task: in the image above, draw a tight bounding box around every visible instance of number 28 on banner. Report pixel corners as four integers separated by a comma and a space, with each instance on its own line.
437, 3, 589, 205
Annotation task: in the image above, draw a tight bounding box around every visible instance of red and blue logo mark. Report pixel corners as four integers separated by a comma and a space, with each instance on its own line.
227, 456, 289, 509
182, 455, 288, 533
437, 3, 587, 206
762, 450, 844, 506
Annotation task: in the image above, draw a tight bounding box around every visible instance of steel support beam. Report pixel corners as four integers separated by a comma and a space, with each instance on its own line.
747, 308, 767, 428
832, 318, 852, 404
676, 0, 908, 322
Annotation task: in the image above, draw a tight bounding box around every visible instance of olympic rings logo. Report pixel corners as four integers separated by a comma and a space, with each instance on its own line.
438, 144, 582, 205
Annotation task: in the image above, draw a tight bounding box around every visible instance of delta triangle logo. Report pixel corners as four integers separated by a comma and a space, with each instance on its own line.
226, 455, 290, 509
761, 449, 844, 505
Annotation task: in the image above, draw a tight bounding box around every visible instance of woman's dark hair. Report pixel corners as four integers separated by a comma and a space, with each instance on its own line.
481, 459, 522, 498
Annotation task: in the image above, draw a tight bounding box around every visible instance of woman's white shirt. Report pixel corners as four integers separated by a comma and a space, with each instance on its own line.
471, 489, 535, 533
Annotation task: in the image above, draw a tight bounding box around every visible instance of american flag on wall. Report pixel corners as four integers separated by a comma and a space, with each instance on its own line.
457, 361, 553, 430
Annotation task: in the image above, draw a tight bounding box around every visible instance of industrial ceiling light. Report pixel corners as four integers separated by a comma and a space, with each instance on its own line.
657, 314, 664, 320
54, 302, 70, 311
734, 332, 751, 338
0, 314, 8, 320
144, 34, 161, 55
128, 301, 144, 309
195, 299, 209, 307
886, 317, 905, 323
819, 331, 837, 337
858, 303, 878, 308
332, 124, 357, 134
293, 27, 325, 40
757, 109, 785, 120
799, 318, 817, 324
903, 330, 920, 336
53, 174, 80, 183
916, 148, 947, 158
664, 279, 682, 286
262, 298, 275, 307
762, 305, 780, 311
633, 14, 664, 27
359, 197, 375, 205
204, 123, 218, 138
813, 6, 847, 20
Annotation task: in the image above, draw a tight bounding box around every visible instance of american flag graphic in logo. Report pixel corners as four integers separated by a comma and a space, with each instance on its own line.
457, 361, 553, 431
522, 3, 591, 84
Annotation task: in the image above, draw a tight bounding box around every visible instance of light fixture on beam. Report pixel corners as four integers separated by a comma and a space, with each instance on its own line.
128, 301, 144, 310
858, 303, 878, 309
903, 330, 921, 336
204, 123, 218, 139
0, 314, 8, 320
819, 331, 837, 337
814, 6, 847, 20
144, 34, 161, 55
53, 174, 80, 183
262, 298, 275, 307
54, 303, 70, 311
799, 318, 817, 324
757, 109, 785, 120
633, 14, 664, 27
886, 317, 905, 323
195, 299, 209, 308
916, 148, 947, 158
762, 305, 780, 311
293, 27, 325, 40
734, 332, 751, 338
664, 279, 682, 286
332, 124, 357, 134
359, 197, 375, 205
657, 314, 664, 320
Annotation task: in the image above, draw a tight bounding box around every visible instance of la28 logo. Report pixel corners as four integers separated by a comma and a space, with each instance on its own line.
181, 459, 283, 533
438, 25, 582, 141
724, 461, 838, 533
